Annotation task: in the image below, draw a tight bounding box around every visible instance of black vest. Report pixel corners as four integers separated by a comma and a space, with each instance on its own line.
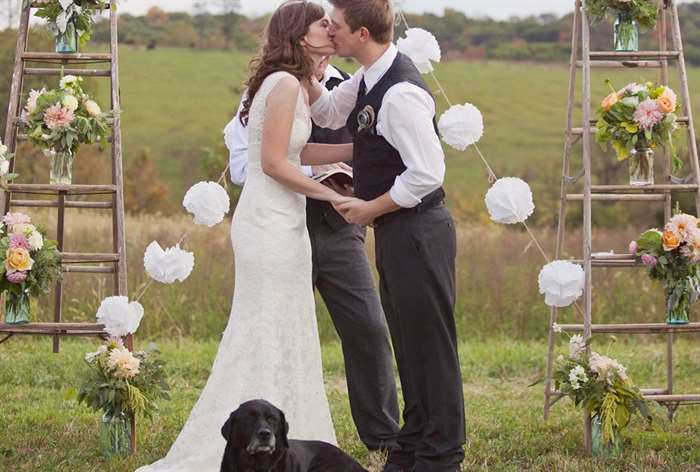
306, 70, 354, 231
347, 52, 444, 203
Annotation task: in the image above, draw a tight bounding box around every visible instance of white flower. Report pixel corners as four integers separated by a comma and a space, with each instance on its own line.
62, 94, 79, 112
183, 181, 230, 227
538, 260, 585, 308
27, 231, 43, 251
397, 27, 441, 74
438, 103, 484, 150
0, 140, 7, 157
96, 296, 144, 338
144, 241, 195, 284
84, 344, 107, 362
107, 346, 141, 379
552, 323, 563, 333
590, 352, 628, 384
569, 334, 586, 360
25, 88, 45, 115
0, 160, 9, 176
59, 0, 74, 10
59, 75, 79, 90
84, 100, 102, 117
569, 365, 588, 390
484, 177, 535, 224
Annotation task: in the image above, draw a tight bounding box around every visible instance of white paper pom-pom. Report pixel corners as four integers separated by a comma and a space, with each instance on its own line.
397, 27, 441, 74
144, 241, 194, 284
484, 177, 535, 224
96, 296, 144, 338
438, 103, 484, 151
538, 261, 585, 308
183, 181, 230, 227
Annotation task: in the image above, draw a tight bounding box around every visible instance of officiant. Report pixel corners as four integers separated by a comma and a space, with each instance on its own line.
225, 58, 400, 452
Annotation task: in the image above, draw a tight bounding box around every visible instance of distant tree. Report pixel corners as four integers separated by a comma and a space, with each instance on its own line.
200, 0, 241, 49
1, 0, 19, 31
146, 6, 169, 27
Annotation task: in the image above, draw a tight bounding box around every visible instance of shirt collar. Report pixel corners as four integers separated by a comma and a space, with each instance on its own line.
321, 64, 345, 86
361, 44, 397, 93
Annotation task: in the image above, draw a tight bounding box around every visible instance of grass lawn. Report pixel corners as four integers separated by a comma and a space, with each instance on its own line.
1, 337, 699, 471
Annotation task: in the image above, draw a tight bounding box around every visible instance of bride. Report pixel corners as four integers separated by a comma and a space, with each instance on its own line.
136, 2, 354, 470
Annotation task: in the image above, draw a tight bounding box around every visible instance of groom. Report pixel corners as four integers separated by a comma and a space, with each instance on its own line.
309, 1, 466, 471
226, 58, 400, 453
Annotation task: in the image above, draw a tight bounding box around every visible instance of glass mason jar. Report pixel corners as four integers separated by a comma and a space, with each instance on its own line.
628, 146, 654, 186
100, 411, 132, 458
591, 414, 623, 457
4, 289, 30, 325
45, 149, 74, 185
665, 278, 692, 325
56, 22, 78, 54
614, 12, 639, 52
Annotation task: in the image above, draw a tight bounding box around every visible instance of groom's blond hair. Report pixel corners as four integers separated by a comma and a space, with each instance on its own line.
330, 0, 394, 44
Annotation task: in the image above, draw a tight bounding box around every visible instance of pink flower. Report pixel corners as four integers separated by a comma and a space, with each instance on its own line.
2, 212, 31, 227
9, 233, 30, 250
633, 99, 663, 130
43, 103, 74, 130
641, 254, 658, 268
7, 271, 27, 284
628, 241, 638, 255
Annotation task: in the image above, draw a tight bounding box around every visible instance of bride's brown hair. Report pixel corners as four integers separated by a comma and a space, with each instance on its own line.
239, 0, 326, 125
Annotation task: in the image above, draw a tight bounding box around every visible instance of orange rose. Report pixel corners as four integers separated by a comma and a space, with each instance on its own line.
662, 230, 681, 251
601, 93, 619, 112
5, 247, 33, 272
657, 96, 674, 113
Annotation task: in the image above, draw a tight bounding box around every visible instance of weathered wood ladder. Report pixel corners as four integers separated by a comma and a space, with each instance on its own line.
0, 0, 134, 451
543, 0, 700, 453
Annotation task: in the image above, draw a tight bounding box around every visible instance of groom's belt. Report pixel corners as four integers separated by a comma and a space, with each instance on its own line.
372, 187, 445, 228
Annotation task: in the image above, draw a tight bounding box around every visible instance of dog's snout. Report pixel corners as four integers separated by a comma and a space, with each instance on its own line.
257, 428, 272, 440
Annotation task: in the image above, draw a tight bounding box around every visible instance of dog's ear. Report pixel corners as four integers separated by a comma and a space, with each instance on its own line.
221, 410, 237, 441
278, 408, 289, 448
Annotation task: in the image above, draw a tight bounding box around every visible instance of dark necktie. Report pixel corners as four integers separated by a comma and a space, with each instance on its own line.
359, 76, 367, 97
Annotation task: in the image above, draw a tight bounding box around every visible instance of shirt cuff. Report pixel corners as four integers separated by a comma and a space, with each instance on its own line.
301, 165, 313, 177
389, 177, 423, 209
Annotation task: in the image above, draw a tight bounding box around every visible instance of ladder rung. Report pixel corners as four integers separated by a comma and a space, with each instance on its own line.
63, 265, 115, 274
573, 116, 690, 134
59, 252, 120, 263
590, 184, 697, 193
556, 322, 700, 334
21, 52, 112, 63
567, 193, 666, 201
6, 184, 117, 195
643, 394, 700, 403
588, 51, 681, 60
0, 322, 106, 335
578, 60, 664, 68
24, 67, 111, 77
11, 199, 112, 209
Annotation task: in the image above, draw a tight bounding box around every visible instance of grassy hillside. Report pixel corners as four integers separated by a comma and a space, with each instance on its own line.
106, 47, 700, 225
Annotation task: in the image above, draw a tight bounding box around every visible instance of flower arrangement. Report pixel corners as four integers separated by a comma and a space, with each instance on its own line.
78, 338, 170, 457
586, 0, 658, 29
630, 210, 700, 324
0, 212, 61, 324
21, 76, 113, 184
31, 0, 109, 49
0, 138, 18, 187
596, 80, 680, 164
552, 331, 651, 455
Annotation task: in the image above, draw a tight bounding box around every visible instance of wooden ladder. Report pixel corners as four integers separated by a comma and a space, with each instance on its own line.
543, 0, 700, 454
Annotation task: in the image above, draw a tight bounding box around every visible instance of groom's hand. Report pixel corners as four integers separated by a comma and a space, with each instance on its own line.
335, 198, 377, 226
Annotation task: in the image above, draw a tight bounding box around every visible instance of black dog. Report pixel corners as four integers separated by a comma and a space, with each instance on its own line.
220, 399, 368, 472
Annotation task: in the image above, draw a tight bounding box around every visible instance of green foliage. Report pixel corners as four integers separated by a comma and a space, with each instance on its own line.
32, 0, 109, 46
586, 0, 658, 30
77, 341, 170, 418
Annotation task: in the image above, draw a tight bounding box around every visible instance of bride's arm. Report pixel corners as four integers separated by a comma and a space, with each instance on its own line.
300, 142, 352, 166
261, 76, 348, 204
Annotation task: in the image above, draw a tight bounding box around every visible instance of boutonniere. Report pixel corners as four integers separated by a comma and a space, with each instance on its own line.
357, 105, 375, 133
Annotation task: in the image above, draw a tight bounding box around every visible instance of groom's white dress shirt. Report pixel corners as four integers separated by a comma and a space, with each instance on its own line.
310, 44, 445, 209
225, 65, 348, 185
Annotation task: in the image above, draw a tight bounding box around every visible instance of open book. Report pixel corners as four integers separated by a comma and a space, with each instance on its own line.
311, 167, 353, 187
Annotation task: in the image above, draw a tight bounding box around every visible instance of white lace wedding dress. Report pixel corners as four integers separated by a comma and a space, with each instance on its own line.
136, 71, 337, 472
